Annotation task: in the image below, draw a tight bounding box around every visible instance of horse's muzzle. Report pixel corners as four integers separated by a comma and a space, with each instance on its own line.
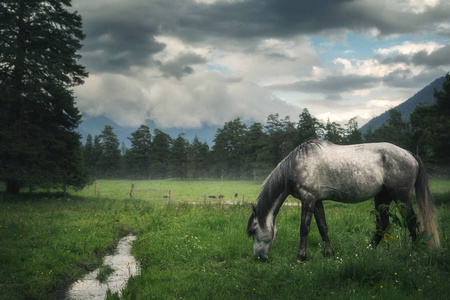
254, 251, 268, 262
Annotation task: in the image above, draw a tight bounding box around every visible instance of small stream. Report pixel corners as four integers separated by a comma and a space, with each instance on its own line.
66, 235, 140, 300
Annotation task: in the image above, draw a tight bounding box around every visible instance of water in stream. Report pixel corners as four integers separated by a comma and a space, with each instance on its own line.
66, 235, 140, 299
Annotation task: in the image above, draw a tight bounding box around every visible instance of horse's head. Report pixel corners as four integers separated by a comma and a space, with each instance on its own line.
247, 204, 277, 261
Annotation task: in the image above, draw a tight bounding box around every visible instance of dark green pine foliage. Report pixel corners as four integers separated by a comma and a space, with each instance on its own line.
243, 122, 272, 180
297, 108, 323, 144
324, 118, 345, 144
151, 129, 172, 178
369, 109, 413, 151
189, 136, 210, 179
411, 73, 450, 165
98, 125, 121, 178
344, 117, 363, 145
0, 0, 88, 193
212, 118, 247, 179
127, 125, 152, 179
169, 134, 188, 179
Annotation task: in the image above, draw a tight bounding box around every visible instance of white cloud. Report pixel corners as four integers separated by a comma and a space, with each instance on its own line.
75, 70, 299, 129
376, 41, 443, 56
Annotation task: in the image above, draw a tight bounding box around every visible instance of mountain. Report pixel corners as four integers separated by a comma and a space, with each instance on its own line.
77, 116, 219, 147
360, 76, 446, 134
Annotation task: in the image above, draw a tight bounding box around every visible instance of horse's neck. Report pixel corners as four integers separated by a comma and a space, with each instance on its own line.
260, 191, 288, 228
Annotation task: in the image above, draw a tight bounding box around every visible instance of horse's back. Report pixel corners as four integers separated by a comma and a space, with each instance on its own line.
295, 141, 418, 202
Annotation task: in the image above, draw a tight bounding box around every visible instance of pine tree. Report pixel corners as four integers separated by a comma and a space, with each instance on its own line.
189, 136, 210, 179
169, 134, 188, 178
98, 125, 121, 178
83, 134, 95, 175
411, 73, 450, 165
127, 125, 152, 179
151, 129, 171, 178
297, 108, 324, 143
0, 0, 88, 193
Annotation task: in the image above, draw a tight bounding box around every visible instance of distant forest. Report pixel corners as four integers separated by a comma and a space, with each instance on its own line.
83, 74, 450, 180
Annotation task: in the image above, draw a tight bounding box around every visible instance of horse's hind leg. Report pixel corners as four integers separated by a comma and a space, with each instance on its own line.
371, 188, 391, 248
398, 198, 417, 244
314, 201, 334, 257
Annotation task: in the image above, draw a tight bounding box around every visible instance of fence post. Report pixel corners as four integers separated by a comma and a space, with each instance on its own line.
95, 182, 98, 198
204, 194, 206, 204
167, 189, 171, 205
242, 195, 245, 205
129, 184, 134, 198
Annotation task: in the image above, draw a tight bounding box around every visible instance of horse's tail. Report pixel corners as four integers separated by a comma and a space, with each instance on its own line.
413, 155, 440, 248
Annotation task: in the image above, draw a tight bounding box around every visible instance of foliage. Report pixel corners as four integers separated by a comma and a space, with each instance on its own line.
411, 73, 450, 166
98, 125, 121, 178
82, 111, 365, 180
126, 125, 152, 179
0, 0, 88, 194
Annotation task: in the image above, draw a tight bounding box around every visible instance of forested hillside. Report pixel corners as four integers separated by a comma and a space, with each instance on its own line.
360, 76, 446, 133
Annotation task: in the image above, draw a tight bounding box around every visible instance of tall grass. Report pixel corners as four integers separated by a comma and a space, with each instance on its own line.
0, 179, 449, 299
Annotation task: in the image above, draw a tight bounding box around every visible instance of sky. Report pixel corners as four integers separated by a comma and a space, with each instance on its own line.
71, 0, 450, 130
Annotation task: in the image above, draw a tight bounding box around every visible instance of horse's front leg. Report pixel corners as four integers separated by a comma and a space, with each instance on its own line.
314, 201, 334, 257
296, 200, 315, 263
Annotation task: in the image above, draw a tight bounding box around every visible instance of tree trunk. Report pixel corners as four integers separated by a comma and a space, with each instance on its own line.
6, 180, 20, 195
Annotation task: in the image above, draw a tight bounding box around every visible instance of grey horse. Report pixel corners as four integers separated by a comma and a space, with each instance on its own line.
247, 140, 439, 262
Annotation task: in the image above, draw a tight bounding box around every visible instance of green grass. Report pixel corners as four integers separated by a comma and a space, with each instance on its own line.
0, 179, 449, 299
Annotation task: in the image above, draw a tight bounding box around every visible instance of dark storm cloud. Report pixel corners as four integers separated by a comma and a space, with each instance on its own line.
376, 44, 450, 68
412, 44, 450, 67
268, 75, 379, 95
76, 0, 450, 73
173, 0, 450, 41
157, 53, 208, 79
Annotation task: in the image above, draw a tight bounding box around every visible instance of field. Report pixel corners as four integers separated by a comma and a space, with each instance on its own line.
0, 179, 449, 299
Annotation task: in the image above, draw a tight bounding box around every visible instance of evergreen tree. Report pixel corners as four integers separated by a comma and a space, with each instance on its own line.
324, 119, 345, 144
243, 122, 271, 180
344, 117, 363, 144
411, 73, 450, 165
0, 0, 88, 193
92, 135, 102, 178
371, 109, 412, 150
98, 125, 121, 178
212, 118, 247, 179
364, 126, 376, 143
151, 129, 171, 178
189, 136, 210, 179
83, 134, 95, 175
169, 134, 188, 178
297, 108, 324, 143
127, 125, 152, 179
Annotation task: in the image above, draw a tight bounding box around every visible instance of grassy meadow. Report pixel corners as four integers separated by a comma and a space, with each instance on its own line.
0, 179, 449, 299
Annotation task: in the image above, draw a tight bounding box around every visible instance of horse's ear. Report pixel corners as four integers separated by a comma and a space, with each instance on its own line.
252, 204, 257, 216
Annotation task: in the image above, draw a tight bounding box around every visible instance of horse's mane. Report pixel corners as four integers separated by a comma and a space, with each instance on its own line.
253, 140, 325, 228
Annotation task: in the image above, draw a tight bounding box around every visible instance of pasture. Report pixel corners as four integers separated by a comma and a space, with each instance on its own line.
0, 179, 449, 299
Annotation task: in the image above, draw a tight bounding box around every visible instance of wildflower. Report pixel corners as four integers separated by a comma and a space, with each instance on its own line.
380, 286, 383, 289
394, 272, 397, 276
418, 289, 422, 292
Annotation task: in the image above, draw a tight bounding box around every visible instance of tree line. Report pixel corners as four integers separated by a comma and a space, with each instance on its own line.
84, 74, 450, 181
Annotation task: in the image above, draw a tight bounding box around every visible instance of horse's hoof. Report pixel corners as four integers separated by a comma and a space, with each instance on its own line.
295, 256, 307, 263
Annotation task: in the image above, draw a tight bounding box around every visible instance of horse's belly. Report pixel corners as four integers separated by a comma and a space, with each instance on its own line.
319, 185, 381, 203
319, 171, 383, 203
